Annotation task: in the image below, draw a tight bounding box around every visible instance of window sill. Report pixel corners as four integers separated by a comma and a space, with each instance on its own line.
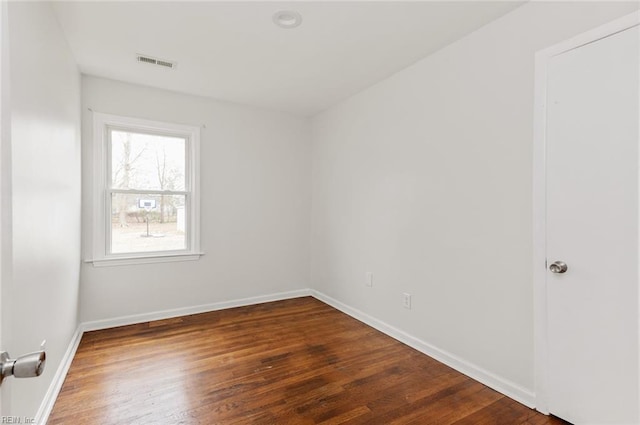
85, 252, 204, 267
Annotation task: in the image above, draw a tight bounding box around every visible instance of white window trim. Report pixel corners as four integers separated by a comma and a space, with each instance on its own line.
89, 112, 202, 267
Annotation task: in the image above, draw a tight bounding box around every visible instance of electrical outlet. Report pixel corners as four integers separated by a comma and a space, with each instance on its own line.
365, 272, 373, 287
402, 293, 411, 309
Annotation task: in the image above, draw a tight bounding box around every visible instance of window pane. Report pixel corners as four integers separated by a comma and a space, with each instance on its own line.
111, 193, 187, 254
110, 130, 186, 191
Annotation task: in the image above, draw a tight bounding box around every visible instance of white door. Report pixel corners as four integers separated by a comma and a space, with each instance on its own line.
545, 24, 639, 424
0, 0, 5, 416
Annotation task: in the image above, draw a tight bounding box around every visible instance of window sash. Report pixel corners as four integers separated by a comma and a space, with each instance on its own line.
105, 191, 192, 257
108, 189, 189, 196
106, 126, 191, 193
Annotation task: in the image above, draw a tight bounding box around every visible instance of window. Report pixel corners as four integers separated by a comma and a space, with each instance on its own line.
91, 113, 201, 266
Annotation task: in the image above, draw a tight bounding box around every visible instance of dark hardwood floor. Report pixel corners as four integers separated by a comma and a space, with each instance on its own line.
48, 297, 568, 424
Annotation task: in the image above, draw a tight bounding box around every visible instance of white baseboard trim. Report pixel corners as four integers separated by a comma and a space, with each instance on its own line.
309, 289, 536, 408
81, 288, 312, 332
35, 325, 83, 425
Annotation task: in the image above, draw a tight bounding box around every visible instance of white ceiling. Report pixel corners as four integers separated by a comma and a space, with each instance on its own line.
52, 1, 524, 116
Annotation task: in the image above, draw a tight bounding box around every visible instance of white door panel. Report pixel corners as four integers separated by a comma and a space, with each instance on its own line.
546, 25, 639, 424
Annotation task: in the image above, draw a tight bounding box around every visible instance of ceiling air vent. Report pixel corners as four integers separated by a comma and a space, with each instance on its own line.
136, 54, 176, 70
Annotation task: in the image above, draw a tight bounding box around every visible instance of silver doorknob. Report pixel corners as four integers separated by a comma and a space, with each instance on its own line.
0, 348, 46, 385
549, 261, 568, 274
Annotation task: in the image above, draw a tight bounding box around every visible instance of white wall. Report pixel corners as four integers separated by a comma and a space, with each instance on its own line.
7, 1, 81, 418
80, 76, 311, 322
310, 0, 639, 400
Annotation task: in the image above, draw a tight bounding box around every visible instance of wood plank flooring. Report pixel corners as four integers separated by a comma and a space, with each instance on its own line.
48, 297, 568, 424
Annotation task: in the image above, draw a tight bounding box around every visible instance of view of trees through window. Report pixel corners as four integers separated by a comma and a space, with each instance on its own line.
109, 129, 188, 254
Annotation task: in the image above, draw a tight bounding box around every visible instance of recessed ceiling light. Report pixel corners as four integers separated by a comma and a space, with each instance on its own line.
273, 10, 302, 29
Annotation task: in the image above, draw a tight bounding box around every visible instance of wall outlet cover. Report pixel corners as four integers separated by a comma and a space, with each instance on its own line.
403, 293, 411, 309
365, 272, 373, 287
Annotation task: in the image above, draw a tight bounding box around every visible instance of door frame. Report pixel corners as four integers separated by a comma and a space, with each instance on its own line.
532, 11, 640, 414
